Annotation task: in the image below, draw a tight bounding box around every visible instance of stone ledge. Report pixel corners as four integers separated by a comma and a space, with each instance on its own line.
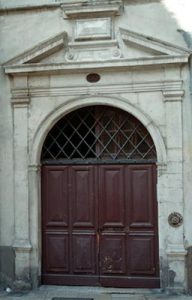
21, 80, 183, 98
12, 240, 32, 253
62, 1, 123, 19
11, 96, 30, 106
163, 90, 185, 102
4, 55, 189, 75
166, 244, 187, 260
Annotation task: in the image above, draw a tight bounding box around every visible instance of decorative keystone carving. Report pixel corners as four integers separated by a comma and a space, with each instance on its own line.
168, 212, 183, 228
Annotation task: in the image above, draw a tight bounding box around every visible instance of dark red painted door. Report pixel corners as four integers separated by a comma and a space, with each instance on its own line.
42, 164, 159, 287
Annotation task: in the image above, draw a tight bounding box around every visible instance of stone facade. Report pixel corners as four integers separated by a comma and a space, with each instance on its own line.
0, 0, 192, 293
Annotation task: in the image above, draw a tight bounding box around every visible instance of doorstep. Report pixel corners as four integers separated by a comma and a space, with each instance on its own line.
0, 286, 192, 300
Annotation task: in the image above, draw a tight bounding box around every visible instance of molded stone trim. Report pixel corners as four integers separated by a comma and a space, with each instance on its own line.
12, 240, 32, 253
4, 32, 67, 66
166, 245, 187, 260
3, 28, 190, 75
17, 80, 182, 97
11, 97, 30, 106
29, 95, 167, 166
62, 1, 123, 19
120, 28, 191, 56
163, 90, 185, 102
11, 89, 30, 106
4, 55, 189, 75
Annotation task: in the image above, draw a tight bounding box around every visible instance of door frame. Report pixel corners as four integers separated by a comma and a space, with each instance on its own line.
28, 96, 169, 288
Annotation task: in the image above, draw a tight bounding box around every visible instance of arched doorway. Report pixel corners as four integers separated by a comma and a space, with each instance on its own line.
41, 105, 160, 288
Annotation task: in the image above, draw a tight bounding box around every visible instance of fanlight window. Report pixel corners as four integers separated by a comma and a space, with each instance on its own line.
41, 106, 156, 163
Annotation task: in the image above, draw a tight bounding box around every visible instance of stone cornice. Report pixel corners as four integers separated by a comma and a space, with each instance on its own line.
62, 1, 123, 19
4, 55, 189, 75
11, 80, 183, 98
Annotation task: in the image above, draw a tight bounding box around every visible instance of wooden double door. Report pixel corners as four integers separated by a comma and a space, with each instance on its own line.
42, 164, 160, 287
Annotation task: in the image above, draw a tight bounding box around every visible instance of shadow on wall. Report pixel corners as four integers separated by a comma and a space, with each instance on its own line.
0, 247, 14, 289
186, 247, 192, 295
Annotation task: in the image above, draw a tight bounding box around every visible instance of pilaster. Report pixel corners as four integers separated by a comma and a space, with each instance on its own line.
11, 79, 32, 289
162, 89, 186, 292
28, 164, 41, 288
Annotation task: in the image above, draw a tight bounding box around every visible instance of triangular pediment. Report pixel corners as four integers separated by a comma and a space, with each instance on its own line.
119, 28, 190, 56
4, 32, 68, 65
4, 27, 190, 75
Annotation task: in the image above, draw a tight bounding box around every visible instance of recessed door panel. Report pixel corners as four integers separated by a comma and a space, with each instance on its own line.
45, 233, 69, 273
100, 233, 126, 274
42, 164, 159, 287
72, 233, 97, 274
70, 166, 96, 228
99, 166, 125, 228
129, 235, 156, 275
128, 165, 155, 228
43, 167, 69, 227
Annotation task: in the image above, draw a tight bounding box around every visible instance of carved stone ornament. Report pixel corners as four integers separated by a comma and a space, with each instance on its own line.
168, 212, 183, 228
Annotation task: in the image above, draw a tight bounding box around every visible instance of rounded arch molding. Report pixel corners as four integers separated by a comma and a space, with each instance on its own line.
29, 96, 167, 166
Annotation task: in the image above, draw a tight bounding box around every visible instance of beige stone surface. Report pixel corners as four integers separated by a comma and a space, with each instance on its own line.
0, 0, 192, 293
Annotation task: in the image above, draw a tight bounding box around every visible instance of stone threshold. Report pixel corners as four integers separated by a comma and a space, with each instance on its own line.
39, 285, 162, 295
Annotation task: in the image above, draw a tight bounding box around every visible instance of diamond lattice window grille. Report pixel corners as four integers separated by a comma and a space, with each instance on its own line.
41, 106, 157, 163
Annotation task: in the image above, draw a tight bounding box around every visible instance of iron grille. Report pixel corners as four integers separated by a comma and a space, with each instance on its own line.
41, 106, 157, 163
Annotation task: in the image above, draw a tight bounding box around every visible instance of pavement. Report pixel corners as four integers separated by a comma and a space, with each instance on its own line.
0, 286, 192, 300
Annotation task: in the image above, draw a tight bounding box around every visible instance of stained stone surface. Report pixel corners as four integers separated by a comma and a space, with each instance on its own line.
0, 0, 192, 294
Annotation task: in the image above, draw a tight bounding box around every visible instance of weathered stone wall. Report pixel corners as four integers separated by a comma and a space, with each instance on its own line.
0, 0, 192, 292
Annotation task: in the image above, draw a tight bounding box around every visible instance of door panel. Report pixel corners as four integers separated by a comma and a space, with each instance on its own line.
72, 233, 97, 274
45, 233, 69, 273
100, 233, 126, 274
99, 166, 125, 228
127, 165, 155, 228
42, 165, 99, 285
70, 166, 96, 228
129, 235, 156, 275
42, 164, 159, 287
44, 168, 68, 227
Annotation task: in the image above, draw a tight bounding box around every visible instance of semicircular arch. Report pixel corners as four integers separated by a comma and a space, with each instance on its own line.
29, 95, 167, 166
